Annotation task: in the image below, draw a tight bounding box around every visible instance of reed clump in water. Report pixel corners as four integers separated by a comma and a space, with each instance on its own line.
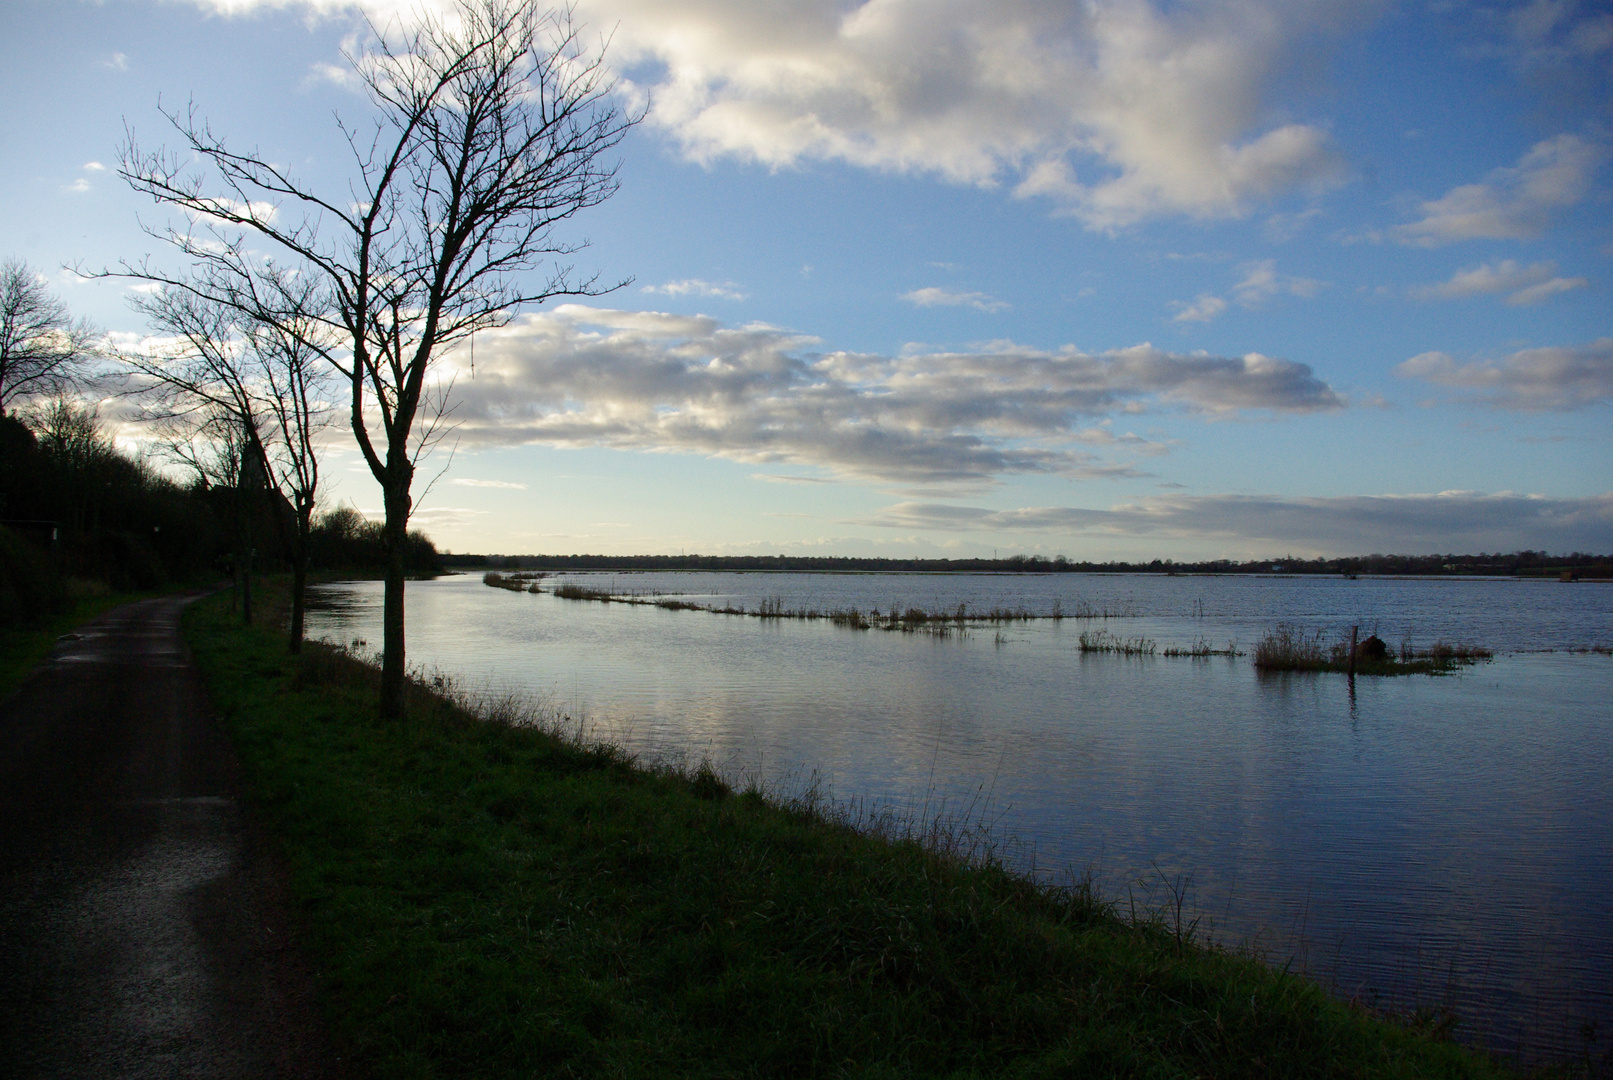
552, 582, 614, 602
1162, 638, 1244, 658
1253, 623, 1492, 675
483, 570, 546, 594
1078, 629, 1157, 655
1252, 623, 1330, 670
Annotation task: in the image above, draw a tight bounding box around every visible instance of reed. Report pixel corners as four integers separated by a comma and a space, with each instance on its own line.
1253, 624, 1493, 675
552, 582, 615, 602
1416, 641, 1494, 663
1252, 623, 1331, 670
1161, 638, 1244, 658
483, 570, 547, 593
1078, 629, 1158, 655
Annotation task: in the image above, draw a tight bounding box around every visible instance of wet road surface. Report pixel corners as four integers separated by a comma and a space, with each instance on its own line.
0, 595, 338, 1078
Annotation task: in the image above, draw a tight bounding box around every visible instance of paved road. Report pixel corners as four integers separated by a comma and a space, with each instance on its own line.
0, 595, 339, 1079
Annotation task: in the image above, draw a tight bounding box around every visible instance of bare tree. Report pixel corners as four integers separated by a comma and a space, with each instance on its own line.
150, 404, 261, 624
0, 259, 101, 417
114, 0, 637, 716
125, 281, 335, 649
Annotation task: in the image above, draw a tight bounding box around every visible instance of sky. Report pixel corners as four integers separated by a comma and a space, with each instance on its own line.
1, 0, 1609, 560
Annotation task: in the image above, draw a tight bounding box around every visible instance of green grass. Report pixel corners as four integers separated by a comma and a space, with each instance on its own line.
0, 587, 168, 700
185, 588, 1519, 1079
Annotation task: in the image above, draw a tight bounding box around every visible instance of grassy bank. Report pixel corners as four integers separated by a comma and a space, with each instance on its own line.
0, 587, 171, 700
186, 589, 1517, 1079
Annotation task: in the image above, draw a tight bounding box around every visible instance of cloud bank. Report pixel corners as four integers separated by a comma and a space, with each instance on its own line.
1398, 338, 1613, 411
173, 0, 1354, 229
442, 305, 1344, 484
589, 0, 1352, 228
862, 491, 1613, 554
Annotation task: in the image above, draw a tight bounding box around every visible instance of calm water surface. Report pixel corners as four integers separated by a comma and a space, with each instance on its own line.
307, 572, 1613, 1062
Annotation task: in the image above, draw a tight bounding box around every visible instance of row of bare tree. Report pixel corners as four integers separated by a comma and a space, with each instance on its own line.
80, 0, 636, 717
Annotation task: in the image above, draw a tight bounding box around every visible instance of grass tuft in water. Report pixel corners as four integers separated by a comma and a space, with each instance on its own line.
1254, 623, 1492, 676
1161, 637, 1245, 657
1077, 629, 1158, 655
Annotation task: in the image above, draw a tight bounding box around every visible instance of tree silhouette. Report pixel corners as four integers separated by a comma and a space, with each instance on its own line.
0, 259, 100, 417
124, 281, 336, 649
115, 0, 637, 716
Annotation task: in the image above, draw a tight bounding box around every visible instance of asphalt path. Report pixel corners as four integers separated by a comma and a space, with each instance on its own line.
0, 595, 339, 1079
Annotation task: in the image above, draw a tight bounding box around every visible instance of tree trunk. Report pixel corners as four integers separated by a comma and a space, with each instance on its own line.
289, 555, 307, 655
378, 482, 410, 720
288, 502, 314, 655
243, 547, 254, 626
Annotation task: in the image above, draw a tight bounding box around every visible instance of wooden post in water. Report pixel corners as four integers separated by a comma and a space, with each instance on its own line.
1348, 625, 1359, 676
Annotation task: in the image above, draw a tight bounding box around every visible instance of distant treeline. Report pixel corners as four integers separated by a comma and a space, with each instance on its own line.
1, 405, 442, 627
444, 550, 1612, 578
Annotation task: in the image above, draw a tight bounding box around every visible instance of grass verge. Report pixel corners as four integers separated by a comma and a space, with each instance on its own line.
0, 587, 169, 700
186, 587, 1517, 1079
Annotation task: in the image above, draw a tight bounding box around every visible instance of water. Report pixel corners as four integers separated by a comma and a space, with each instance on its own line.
306, 571, 1613, 1063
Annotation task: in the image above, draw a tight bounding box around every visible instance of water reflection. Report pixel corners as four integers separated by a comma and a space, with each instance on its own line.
306, 573, 1612, 1064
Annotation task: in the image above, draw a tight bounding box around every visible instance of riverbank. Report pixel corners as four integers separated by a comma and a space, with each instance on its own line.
180, 586, 1547, 1079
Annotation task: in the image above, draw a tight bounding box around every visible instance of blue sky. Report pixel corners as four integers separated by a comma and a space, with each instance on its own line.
2, 0, 1609, 559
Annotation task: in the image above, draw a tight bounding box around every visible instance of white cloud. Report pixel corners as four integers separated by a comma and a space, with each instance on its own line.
170, 0, 1356, 227
403, 505, 489, 529
1409, 259, 1588, 305
860, 491, 1613, 554
641, 278, 749, 300
751, 473, 835, 485
1170, 259, 1320, 322
102, 53, 128, 71
451, 478, 529, 489
590, 0, 1351, 229
902, 287, 1008, 313
84, 161, 107, 172
1231, 259, 1323, 306
65, 178, 91, 193
176, 196, 282, 229
1508, 276, 1589, 305
1505, 0, 1613, 66
1170, 294, 1228, 324
437, 304, 1343, 485
1398, 338, 1613, 410
1395, 134, 1606, 245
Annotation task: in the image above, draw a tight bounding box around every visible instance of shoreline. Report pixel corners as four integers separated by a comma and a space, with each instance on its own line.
179, 581, 1553, 1077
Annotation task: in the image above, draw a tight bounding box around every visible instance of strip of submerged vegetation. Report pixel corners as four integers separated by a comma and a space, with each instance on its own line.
487, 575, 1497, 670
486, 570, 1138, 633
1076, 629, 1245, 657
455, 549, 1613, 579
188, 584, 1527, 1079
